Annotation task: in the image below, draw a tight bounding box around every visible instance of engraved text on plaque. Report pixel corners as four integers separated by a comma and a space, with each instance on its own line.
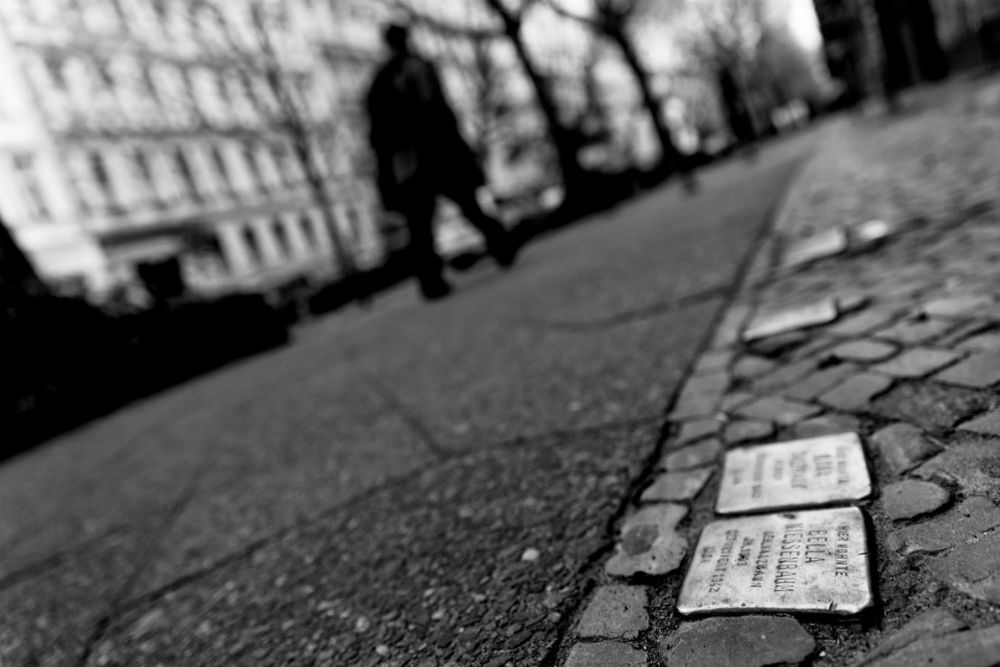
677, 507, 872, 616
716, 433, 870, 514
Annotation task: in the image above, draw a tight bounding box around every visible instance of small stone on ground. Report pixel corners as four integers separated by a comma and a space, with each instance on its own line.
794, 414, 862, 439
661, 440, 721, 471
742, 300, 838, 342
660, 616, 814, 667
576, 586, 648, 640
782, 363, 858, 401
732, 355, 776, 380
831, 339, 898, 362
780, 228, 848, 268
735, 396, 821, 425
641, 468, 713, 502
863, 625, 1000, 667
936, 351, 1000, 388
881, 480, 950, 520
677, 419, 720, 444
875, 318, 953, 345
826, 309, 897, 337
873, 423, 942, 474
566, 641, 647, 667
819, 373, 894, 412
959, 331, 1000, 352
694, 349, 733, 373
920, 295, 994, 318
723, 419, 774, 445
606, 504, 688, 577
862, 608, 968, 664
912, 438, 1000, 497
874, 348, 963, 378
926, 531, 1000, 603
960, 409, 1000, 436
888, 496, 1000, 555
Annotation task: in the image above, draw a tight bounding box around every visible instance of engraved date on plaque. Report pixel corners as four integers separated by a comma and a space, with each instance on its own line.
716, 432, 871, 514
677, 507, 872, 616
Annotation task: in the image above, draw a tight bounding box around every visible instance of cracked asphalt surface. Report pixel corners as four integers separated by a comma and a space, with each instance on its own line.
0, 128, 819, 667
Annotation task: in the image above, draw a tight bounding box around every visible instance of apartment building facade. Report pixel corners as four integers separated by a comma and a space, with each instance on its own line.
0, 0, 386, 299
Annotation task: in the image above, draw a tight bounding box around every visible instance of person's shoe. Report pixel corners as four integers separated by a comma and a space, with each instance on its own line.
420, 278, 453, 301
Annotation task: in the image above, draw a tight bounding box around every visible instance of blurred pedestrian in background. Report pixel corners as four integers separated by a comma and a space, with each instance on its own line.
366, 23, 516, 301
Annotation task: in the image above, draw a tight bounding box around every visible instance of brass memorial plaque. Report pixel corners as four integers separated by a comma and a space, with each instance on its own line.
716, 433, 870, 515
677, 507, 873, 616
742, 299, 838, 342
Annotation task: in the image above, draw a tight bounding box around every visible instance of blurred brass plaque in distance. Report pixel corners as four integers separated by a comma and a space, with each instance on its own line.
716, 433, 870, 515
742, 299, 838, 342
677, 507, 872, 616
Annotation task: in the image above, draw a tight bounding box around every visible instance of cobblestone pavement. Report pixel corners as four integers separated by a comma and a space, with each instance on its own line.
559, 76, 1000, 666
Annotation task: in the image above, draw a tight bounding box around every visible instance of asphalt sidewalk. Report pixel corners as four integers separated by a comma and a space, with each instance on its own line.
559, 74, 1000, 667
0, 129, 818, 666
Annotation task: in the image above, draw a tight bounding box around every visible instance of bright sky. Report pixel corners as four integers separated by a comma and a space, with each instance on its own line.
554, 0, 824, 51
782, 0, 823, 50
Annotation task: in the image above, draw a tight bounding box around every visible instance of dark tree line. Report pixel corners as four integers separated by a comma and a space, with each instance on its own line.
390, 0, 696, 209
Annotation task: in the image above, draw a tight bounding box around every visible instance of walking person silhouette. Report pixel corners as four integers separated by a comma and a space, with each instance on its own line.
366, 23, 516, 301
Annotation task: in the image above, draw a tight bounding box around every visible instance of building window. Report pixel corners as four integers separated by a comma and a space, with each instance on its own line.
11, 154, 50, 221
89, 151, 118, 210
242, 225, 262, 265
142, 67, 160, 103
271, 145, 289, 186
173, 149, 201, 202
272, 218, 291, 257
299, 212, 317, 249
216, 72, 230, 109
133, 149, 160, 205
345, 205, 361, 230
45, 57, 66, 90
242, 144, 266, 192
211, 145, 234, 195
95, 61, 115, 92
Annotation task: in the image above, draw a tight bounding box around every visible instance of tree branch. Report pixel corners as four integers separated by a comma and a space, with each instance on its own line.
390, 1, 506, 41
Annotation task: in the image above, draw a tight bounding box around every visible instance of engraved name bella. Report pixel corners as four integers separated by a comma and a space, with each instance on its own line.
697, 521, 852, 594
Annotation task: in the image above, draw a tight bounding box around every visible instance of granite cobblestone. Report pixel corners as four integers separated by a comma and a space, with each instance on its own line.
818, 372, 893, 412
573, 79, 1000, 667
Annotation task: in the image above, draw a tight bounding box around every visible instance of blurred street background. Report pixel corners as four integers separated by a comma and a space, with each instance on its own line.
2, 0, 1000, 665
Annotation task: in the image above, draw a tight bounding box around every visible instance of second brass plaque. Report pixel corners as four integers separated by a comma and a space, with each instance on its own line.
716, 433, 870, 515
677, 506, 873, 616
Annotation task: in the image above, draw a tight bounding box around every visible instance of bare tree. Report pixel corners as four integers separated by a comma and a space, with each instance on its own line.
388, 0, 589, 199
681, 0, 772, 141
751, 21, 827, 107
431, 23, 508, 159
685, 0, 769, 73
194, 0, 360, 285
685, 0, 826, 137
546, 0, 688, 173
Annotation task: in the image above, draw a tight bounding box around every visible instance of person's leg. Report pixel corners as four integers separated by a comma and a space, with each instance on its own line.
402, 194, 450, 299
445, 186, 517, 268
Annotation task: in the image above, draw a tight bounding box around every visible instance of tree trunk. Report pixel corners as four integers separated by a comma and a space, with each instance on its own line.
873, 0, 948, 95
481, 0, 587, 197
908, 0, 948, 80
608, 23, 683, 173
